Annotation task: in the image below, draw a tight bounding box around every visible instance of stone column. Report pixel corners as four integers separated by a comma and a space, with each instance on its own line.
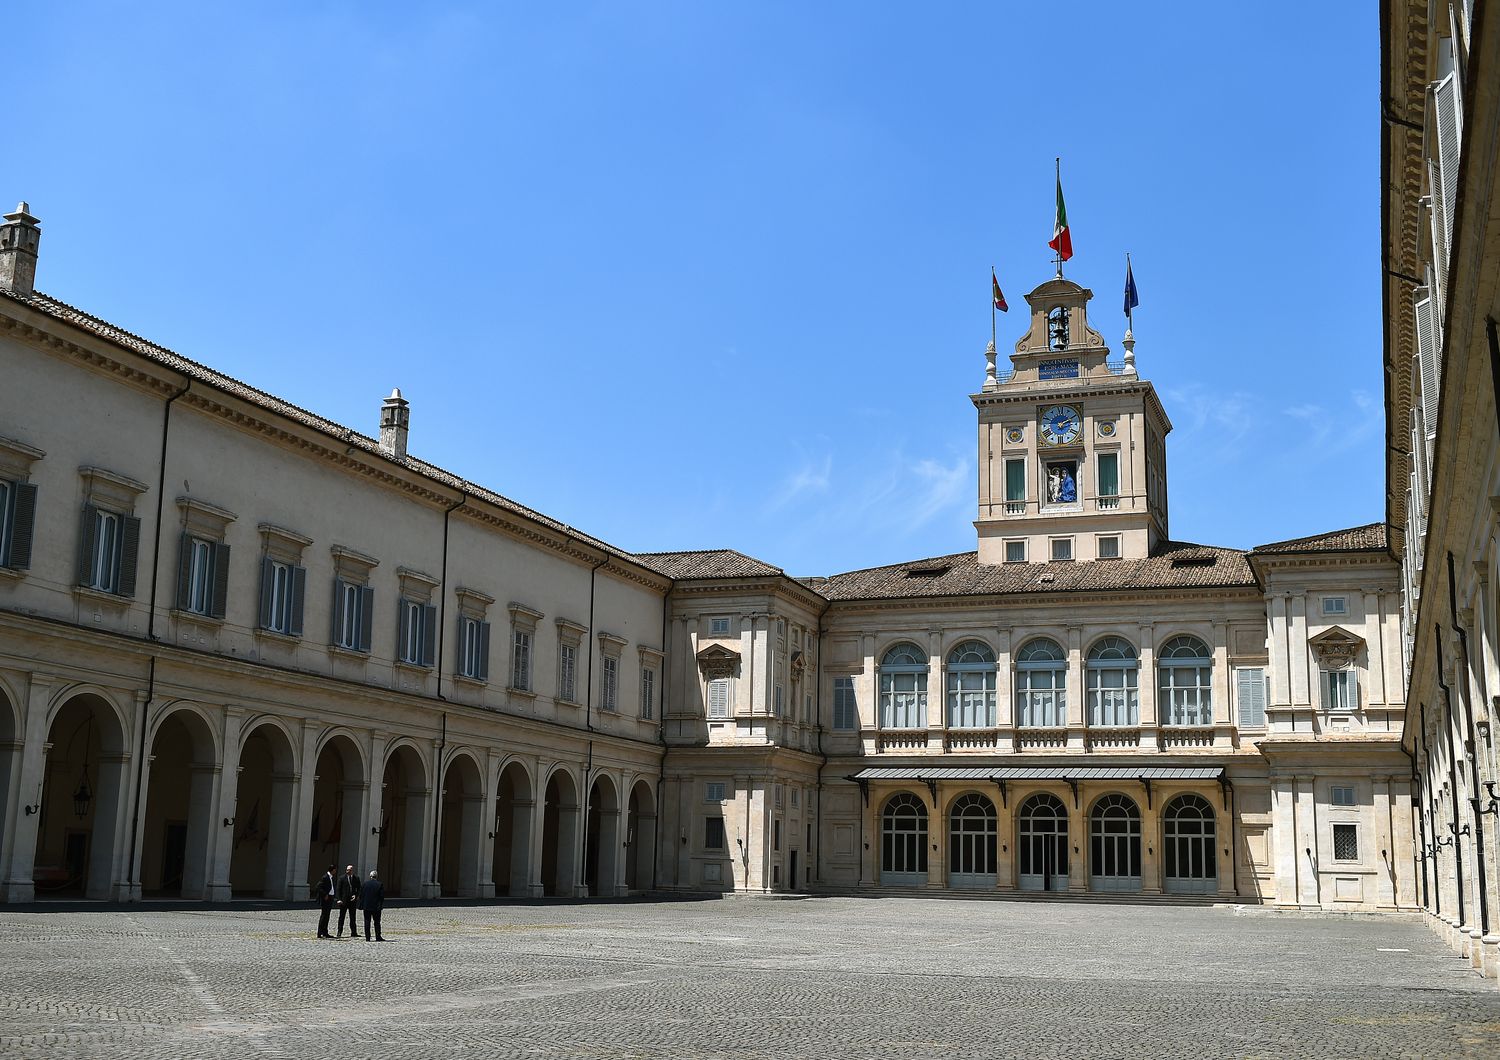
996, 786, 1015, 891
288, 720, 322, 898
479, 750, 500, 899
205, 707, 244, 901
362, 731, 390, 878
1389, 776, 1417, 909
1289, 595, 1310, 710
927, 630, 944, 751
1140, 788, 1162, 895
1269, 595, 1291, 709
1295, 774, 1319, 907
1364, 590, 1387, 713
1138, 623, 1157, 733
995, 629, 1014, 752
1066, 627, 1085, 750
926, 786, 946, 890
1067, 785, 1086, 892
1269, 775, 1298, 906
1211, 621, 1232, 747
860, 786, 877, 887
1, 674, 56, 902
1372, 774, 1396, 910
526, 761, 549, 898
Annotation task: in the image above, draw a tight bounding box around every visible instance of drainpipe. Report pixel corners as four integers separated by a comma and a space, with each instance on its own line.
1412, 700, 1430, 910
1449, 553, 1490, 936
584, 554, 607, 732
435, 492, 468, 702
1435, 624, 1466, 928
127, 378, 190, 899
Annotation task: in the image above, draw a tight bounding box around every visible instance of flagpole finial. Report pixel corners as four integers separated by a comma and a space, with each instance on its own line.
983, 339, 999, 392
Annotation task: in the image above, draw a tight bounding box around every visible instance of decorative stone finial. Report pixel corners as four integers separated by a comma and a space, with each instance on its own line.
0, 201, 41, 297
379, 388, 411, 460
983, 340, 998, 392
1121, 329, 1137, 375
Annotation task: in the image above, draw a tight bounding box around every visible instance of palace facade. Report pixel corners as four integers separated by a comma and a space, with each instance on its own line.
0, 198, 1418, 916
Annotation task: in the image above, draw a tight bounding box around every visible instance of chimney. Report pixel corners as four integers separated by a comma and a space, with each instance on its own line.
379, 388, 410, 460
0, 202, 40, 297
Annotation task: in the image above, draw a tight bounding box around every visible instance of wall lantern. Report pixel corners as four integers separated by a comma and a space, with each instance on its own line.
72, 775, 93, 819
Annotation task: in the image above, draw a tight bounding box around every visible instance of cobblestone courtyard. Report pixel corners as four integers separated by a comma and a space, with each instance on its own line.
1, 897, 1497, 1058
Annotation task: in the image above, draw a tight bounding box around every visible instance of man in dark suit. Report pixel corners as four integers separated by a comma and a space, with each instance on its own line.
359, 869, 386, 942
314, 864, 336, 938
335, 864, 360, 938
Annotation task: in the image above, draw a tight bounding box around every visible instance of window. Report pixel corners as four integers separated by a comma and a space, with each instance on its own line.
559, 644, 578, 701
1050, 537, 1073, 561
833, 676, 858, 730
804, 692, 813, 725
0, 477, 37, 570
774, 683, 784, 717
1004, 539, 1027, 564
399, 598, 436, 667
1004, 458, 1026, 513
1321, 669, 1357, 712
791, 787, 799, 808
259, 558, 307, 635
1016, 638, 1067, 726
1322, 596, 1348, 616
878, 643, 928, 728
333, 578, 374, 652
710, 616, 731, 636
881, 793, 929, 881
774, 819, 781, 851
946, 640, 997, 727
1096, 451, 1120, 509
1158, 636, 1213, 726
641, 667, 656, 720
775, 784, 784, 809
79, 505, 140, 596
704, 817, 725, 850
1332, 823, 1359, 861
705, 781, 726, 803
1044, 460, 1079, 505
708, 678, 731, 719
1097, 535, 1121, 560
511, 628, 532, 690
1235, 667, 1267, 729
458, 615, 491, 681
602, 656, 619, 711
1086, 637, 1138, 726
1330, 785, 1357, 807
179, 536, 214, 615
1163, 794, 1218, 892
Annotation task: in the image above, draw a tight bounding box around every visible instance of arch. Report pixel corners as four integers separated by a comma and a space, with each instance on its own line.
946, 640, 997, 729
144, 700, 222, 762
140, 705, 218, 899
1017, 792, 1069, 892
947, 791, 997, 888
229, 719, 297, 899
878, 642, 929, 730
308, 732, 367, 895
879, 791, 928, 886
624, 778, 657, 892
584, 773, 622, 897
1015, 638, 1067, 727
0, 683, 19, 882
1158, 636, 1214, 726
377, 741, 430, 898
31, 691, 131, 899
492, 758, 535, 897
541, 767, 581, 897
313, 726, 370, 779
438, 750, 485, 897
1086, 636, 1140, 727
1088, 792, 1142, 892
1163, 793, 1218, 893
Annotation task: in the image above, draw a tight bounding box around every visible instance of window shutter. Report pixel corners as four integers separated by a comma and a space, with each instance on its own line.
77, 503, 98, 585
477, 619, 491, 681
210, 542, 231, 619
357, 585, 374, 652
1351, 671, 1360, 710
1434, 73, 1462, 250
1005, 459, 1025, 501
288, 565, 306, 637
1414, 293, 1439, 440
1236, 668, 1265, 728
331, 578, 346, 644
258, 556, 275, 629
397, 599, 411, 659
1427, 158, 1448, 301
420, 604, 437, 667
7, 481, 36, 569
117, 515, 141, 597
175, 532, 194, 611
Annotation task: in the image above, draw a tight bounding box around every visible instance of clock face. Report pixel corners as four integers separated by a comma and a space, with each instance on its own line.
1040, 405, 1081, 446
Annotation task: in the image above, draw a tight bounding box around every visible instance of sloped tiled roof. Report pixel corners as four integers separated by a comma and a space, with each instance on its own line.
816, 541, 1257, 602
633, 549, 785, 579
1252, 523, 1389, 555
1, 288, 652, 571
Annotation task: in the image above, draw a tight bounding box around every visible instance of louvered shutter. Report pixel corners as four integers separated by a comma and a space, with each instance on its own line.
477, 619, 491, 681
7, 481, 36, 569
175, 533, 195, 611
1236, 668, 1265, 728
77, 504, 98, 585
357, 585, 374, 652
258, 557, 276, 629
209, 542, 231, 619
117, 516, 141, 597
288, 566, 306, 637
332, 578, 347, 644
1427, 158, 1448, 302
708, 679, 729, 719
1434, 73, 1462, 250
1414, 292, 1439, 443
397, 598, 411, 660
420, 604, 437, 667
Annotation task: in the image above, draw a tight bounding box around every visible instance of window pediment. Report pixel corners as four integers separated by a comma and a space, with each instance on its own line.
1309, 626, 1364, 669
697, 643, 741, 681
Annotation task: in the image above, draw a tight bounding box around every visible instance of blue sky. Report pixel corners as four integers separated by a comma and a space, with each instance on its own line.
13, 2, 1382, 576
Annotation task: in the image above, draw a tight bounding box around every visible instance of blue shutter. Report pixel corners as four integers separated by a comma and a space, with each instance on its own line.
117, 515, 141, 597
357, 585, 374, 652
331, 578, 346, 644
258, 556, 276, 629
210, 542, 231, 620
175, 532, 194, 611
288, 565, 306, 637
77, 504, 98, 585
420, 604, 437, 668
7, 481, 36, 569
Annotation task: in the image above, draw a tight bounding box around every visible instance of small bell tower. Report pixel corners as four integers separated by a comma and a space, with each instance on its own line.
972, 275, 1170, 566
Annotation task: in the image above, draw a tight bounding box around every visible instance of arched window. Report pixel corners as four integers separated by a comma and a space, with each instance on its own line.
880, 792, 928, 884
1089, 794, 1141, 892
1015, 639, 1066, 727
1163, 793, 1218, 893
948, 793, 997, 886
946, 640, 996, 728
879, 643, 928, 729
1017, 792, 1069, 891
1158, 636, 1213, 726
1086, 637, 1139, 726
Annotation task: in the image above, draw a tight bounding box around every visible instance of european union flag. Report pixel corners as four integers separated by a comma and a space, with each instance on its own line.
1123, 258, 1139, 317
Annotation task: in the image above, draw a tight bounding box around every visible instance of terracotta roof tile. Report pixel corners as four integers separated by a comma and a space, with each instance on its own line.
1252, 523, 1389, 554
633, 549, 784, 579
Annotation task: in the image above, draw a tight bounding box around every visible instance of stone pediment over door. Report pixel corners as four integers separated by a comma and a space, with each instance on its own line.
696, 644, 741, 681
1308, 626, 1364, 669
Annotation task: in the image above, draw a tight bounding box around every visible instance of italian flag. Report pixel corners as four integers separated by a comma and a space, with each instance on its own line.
992, 268, 1008, 312
1048, 174, 1073, 262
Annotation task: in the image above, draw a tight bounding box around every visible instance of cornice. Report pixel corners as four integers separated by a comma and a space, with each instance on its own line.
822, 584, 1265, 616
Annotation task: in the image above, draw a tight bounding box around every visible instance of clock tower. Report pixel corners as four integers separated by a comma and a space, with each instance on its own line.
973, 276, 1171, 566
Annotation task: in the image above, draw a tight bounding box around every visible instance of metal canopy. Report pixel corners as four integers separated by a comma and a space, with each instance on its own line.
848, 765, 1224, 782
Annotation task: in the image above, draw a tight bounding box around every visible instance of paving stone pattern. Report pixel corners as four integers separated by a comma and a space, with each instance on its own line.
1, 898, 1497, 1058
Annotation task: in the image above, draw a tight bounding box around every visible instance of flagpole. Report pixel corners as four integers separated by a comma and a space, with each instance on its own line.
990, 265, 997, 350
1054, 157, 1063, 279
1126, 252, 1133, 332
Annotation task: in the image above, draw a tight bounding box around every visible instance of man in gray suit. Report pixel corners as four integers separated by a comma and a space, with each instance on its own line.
359, 869, 386, 942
